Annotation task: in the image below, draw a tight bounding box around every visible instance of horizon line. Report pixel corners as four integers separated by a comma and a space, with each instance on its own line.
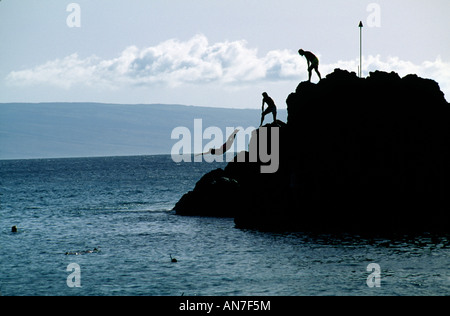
0, 101, 289, 111
0, 153, 244, 162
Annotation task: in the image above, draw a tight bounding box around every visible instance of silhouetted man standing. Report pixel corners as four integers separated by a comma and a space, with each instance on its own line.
260, 92, 277, 127
298, 49, 322, 82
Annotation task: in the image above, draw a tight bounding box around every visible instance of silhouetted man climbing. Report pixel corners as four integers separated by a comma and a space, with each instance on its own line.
298, 49, 322, 82
260, 92, 277, 127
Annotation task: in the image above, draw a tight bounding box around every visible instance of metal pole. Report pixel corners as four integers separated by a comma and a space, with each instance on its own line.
359, 21, 363, 77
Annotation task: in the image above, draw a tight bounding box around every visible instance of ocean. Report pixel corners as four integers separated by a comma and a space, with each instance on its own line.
0, 155, 449, 296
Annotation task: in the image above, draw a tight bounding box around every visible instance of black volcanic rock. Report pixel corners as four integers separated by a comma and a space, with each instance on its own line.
173, 120, 288, 218
174, 168, 241, 217
174, 69, 450, 233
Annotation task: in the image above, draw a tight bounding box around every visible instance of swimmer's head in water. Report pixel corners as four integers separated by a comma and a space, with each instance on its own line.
210, 148, 216, 155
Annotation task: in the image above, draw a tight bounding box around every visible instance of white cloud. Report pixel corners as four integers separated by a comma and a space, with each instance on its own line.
6, 54, 102, 89
6, 34, 450, 99
5, 34, 302, 89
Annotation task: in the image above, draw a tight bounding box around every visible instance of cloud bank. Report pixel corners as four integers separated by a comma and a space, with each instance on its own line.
6, 34, 450, 98
7, 34, 302, 89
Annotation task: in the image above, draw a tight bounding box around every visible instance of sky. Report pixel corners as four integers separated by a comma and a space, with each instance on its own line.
1, 0, 449, 109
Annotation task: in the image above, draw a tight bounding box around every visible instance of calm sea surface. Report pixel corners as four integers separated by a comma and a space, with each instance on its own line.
0, 155, 449, 296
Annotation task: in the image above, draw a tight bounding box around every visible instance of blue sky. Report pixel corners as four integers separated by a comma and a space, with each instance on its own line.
1, 0, 449, 108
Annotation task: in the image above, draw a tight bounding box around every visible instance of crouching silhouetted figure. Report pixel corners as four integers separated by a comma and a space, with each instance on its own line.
260, 92, 277, 127
298, 49, 322, 82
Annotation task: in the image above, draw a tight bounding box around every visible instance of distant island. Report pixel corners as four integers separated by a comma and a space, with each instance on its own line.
174, 68, 450, 234
0, 102, 286, 160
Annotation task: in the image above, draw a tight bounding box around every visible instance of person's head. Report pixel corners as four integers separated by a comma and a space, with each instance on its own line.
210, 148, 215, 155
262, 92, 268, 98
298, 49, 305, 56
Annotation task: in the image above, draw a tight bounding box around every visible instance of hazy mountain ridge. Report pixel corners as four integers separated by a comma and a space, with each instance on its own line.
0, 103, 286, 159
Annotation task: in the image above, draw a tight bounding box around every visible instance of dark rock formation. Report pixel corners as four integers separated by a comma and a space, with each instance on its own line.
174, 69, 450, 234
174, 168, 241, 217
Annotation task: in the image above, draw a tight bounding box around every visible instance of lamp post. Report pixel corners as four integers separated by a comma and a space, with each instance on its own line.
359, 21, 363, 77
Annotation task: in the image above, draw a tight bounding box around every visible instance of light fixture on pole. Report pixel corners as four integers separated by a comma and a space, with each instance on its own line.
359, 21, 363, 77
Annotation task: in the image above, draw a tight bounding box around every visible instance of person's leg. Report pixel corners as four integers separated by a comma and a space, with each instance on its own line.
260, 113, 265, 127
315, 66, 321, 80
308, 65, 313, 82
